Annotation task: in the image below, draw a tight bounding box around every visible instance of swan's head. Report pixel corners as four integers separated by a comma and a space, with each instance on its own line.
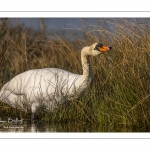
91, 43, 112, 56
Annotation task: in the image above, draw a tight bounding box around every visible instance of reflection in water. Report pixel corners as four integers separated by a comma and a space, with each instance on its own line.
0, 121, 57, 132
0, 121, 150, 132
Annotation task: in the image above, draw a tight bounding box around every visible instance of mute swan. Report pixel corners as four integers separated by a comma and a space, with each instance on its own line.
0, 43, 112, 120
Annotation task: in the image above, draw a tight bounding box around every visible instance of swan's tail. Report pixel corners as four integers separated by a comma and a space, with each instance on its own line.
0, 90, 26, 111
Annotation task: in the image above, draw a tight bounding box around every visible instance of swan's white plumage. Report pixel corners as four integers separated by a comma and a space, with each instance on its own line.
0, 43, 111, 118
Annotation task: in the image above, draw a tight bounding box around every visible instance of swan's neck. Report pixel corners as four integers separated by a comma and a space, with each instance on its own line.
81, 50, 93, 80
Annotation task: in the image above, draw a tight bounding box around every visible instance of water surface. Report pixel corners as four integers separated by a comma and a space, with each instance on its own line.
0, 121, 149, 132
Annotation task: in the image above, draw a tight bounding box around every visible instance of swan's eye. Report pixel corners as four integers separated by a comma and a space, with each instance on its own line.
94, 43, 103, 50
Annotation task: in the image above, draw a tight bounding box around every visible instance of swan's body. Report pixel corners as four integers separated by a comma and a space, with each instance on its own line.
0, 43, 111, 119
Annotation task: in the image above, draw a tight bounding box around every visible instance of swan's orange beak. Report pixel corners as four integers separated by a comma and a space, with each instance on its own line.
98, 46, 112, 52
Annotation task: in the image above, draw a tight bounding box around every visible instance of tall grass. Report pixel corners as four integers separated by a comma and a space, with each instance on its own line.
0, 18, 150, 129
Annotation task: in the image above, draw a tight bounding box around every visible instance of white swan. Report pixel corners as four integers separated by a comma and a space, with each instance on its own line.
0, 43, 112, 120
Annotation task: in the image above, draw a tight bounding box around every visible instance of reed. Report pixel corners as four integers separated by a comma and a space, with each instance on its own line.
0, 18, 150, 129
